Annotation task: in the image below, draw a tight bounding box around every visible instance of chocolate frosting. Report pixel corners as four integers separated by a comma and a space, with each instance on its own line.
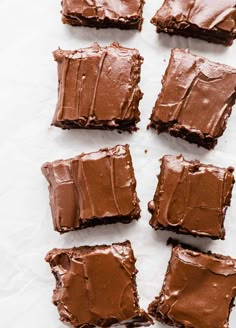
45, 241, 152, 327
52, 43, 143, 131
41, 145, 140, 232
149, 155, 234, 239
151, 0, 236, 33
62, 0, 144, 29
149, 244, 236, 328
150, 48, 236, 144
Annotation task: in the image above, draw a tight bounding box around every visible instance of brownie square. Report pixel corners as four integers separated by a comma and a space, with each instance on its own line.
61, 0, 145, 30
41, 145, 140, 233
45, 241, 153, 327
148, 241, 236, 328
149, 48, 236, 149
149, 155, 234, 239
151, 0, 236, 46
52, 43, 143, 132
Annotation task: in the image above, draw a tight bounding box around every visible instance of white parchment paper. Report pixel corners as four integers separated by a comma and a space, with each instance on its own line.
1, 0, 236, 327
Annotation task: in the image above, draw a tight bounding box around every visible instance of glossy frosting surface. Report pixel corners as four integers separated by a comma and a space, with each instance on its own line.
52, 43, 143, 129
62, 0, 144, 21
150, 245, 236, 328
151, 48, 236, 138
152, 0, 236, 32
149, 155, 234, 238
46, 241, 152, 327
41, 145, 140, 232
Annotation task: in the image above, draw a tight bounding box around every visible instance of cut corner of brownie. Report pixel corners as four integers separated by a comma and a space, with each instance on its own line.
148, 297, 173, 327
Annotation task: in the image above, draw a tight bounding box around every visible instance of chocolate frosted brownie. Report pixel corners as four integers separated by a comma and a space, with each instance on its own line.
148, 241, 236, 328
41, 145, 140, 233
149, 48, 236, 149
149, 155, 234, 239
151, 0, 236, 46
52, 43, 143, 132
46, 241, 153, 327
61, 0, 145, 30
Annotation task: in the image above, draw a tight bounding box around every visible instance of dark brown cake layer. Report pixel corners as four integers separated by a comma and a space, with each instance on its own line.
52, 43, 143, 132
46, 241, 153, 328
151, 0, 236, 46
148, 241, 236, 328
149, 48, 236, 149
61, 0, 145, 30
149, 155, 234, 239
41, 145, 140, 233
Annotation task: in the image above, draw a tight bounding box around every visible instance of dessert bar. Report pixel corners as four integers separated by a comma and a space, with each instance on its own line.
61, 0, 145, 30
151, 0, 236, 46
42, 145, 140, 233
149, 241, 236, 327
149, 155, 234, 239
46, 241, 153, 327
52, 43, 143, 132
149, 48, 236, 149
